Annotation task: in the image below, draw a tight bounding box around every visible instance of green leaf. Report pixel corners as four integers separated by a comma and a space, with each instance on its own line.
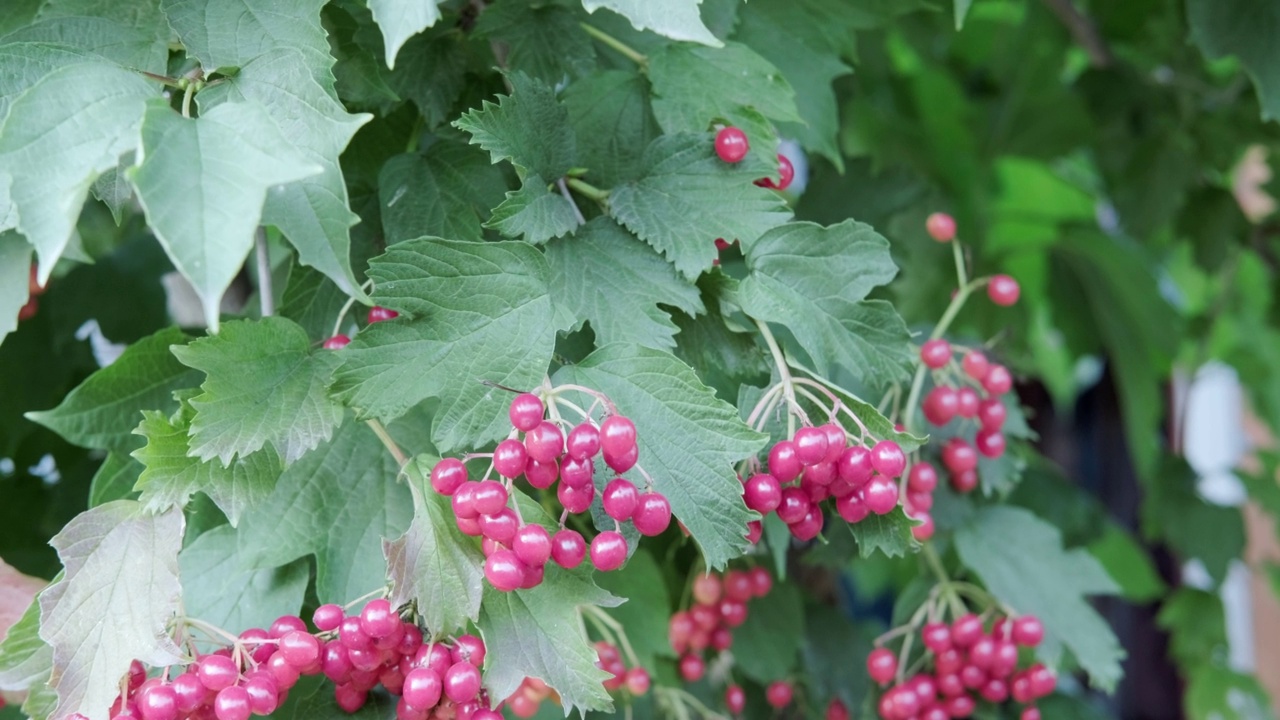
672, 280, 771, 401
849, 507, 919, 558
476, 2, 596, 84
953, 0, 974, 29
170, 317, 345, 465
454, 72, 576, 180
1157, 588, 1227, 670
385, 26, 468, 128
955, 506, 1124, 691
330, 239, 557, 452
1086, 523, 1167, 603
1187, 0, 1280, 122
554, 344, 767, 568
1141, 456, 1244, 586
178, 525, 309, 635
0, 594, 50, 691
0, 232, 31, 346
88, 453, 143, 508
384, 463, 486, 635
800, 604, 872, 709
1186, 665, 1274, 720
22, 681, 57, 720
563, 70, 661, 189
486, 174, 581, 245
26, 327, 201, 455
0, 62, 151, 283
368, 0, 445, 68
594, 549, 672, 669
479, 571, 621, 715
40, 501, 185, 720
131, 409, 282, 526
234, 419, 411, 603
199, 48, 372, 299
8, 0, 169, 73
648, 41, 800, 134
280, 266, 352, 341
580, 0, 723, 48
130, 100, 322, 331
733, 0, 852, 168
161, 0, 331, 72
545, 218, 704, 350
609, 133, 792, 279
738, 221, 913, 386
762, 511, 791, 579
91, 159, 134, 225
379, 143, 508, 244
732, 581, 804, 683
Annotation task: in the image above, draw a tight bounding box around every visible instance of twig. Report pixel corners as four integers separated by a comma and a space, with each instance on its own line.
367, 419, 409, 468
255, 228, 274, 317
558, 177, 587, 225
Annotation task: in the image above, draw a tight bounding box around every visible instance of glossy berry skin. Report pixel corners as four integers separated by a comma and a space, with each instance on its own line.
835, 491, 869, 523
1012, 616, 1045, 647
559, 455, 593, 488
513, 523, 552, 567
776, 487, 810, 524
367, 306, 399, 324
242, 676, 280, 716
632, 493, 672, 536
907, 462, 938, 493
402, 668, 443, 710
942, 438, 978, 473
926, 212, 957, 242
523, 457, 558, 489
359, 598, 398, 639
867, 647, 897, 684
524, 422, 564, 464
788, 507, 824, 540
136, 683, 179, 720
765, 681, 793, 709
600, 415, 637, 456
312, 603, 344, 632
988, 274, 1020, 306
508, 393, 544, 431
743, 473, 782, 513
322, 334, 351, 350
590, 531, 628, 570
198, 654, 239, 692
951, 614, 984, 647
678, 653, 705, 682
471, 480, 509, 516
768, 440, 803, 482
923, 386, 959, 426
910, 511, 935, 540
214, 686, 252, 720
836, 446, 874, 487
984, 364, 1013, 395
602, 478, 640, 520
962, 351, 989, 380
444, 661, 482, 703
429, 458, 468, 496
861, 476, 899, 515
557, 479, 594, 513
978, 398, 1007, 430
714, 127, 749, 163
950, 468, 979, 493
566, 423, 601, 460
604, 443, 639, 473
551, 529, 587, 568
722, 570, 753, 602
755, 154, 795, 190
819, 423, 847, 463
975, 429, 1006, 458
793, 426, 829, 465
452, 635, 486, 668
921, 622, 951, 653
485, 549, 526, 591
920, 339, 951, 369
724, 685, 746, 714
279, 631, 320, 667
624, 667, 651, 695
492, 439, 527, 479
956, 387, 980, 418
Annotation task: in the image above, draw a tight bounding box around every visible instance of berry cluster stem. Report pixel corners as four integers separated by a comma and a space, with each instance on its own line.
754, 318, 806, 436
366, 419, 408, 469
579, 23, 648, 66
582, 605, 641, 669
923, 544, 966, 618
565, 177, 610, 208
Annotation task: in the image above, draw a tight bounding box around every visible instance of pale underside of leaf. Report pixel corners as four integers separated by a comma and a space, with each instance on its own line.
580, 0, 722, 47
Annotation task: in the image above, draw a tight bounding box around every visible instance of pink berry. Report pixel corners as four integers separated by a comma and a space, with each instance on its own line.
975, 429, 1005, 458
861, 476, 899, 515
724, 684, 746, 714
493, 439, 527, 479
524, 457, 558, 489
750, 567, 772, 596
430, 458, 468, 495
951, 468, 979, 493
214, 686, 251, 720
776, 486, 810, 524
444, 661, 482, 703
826, 699, 851, 720
962, 351, 989, 380
819, 423, 847, 463
403, 668, 443, 710
923, 386, 959, 426
692, 574, 721, 605
867, 647, 897, 684
600, 415, 637, 457
870, 440, 905, 477
743, 473, 782, 513
602, 478, 640, 521
624, 666, 650, 695
136, 683, 178, 720
987, 274, 1020, 306
339, 615, 370, 650
984, 364, 1013, 395
556, 480, 594, 513
560, 455, 594, 488
590, 531, 628, 570
765, 681, 793, 708
242, 675, 279, 716
603, 443, 638, 473
921, 622, 951, 653
471, 480, 509, 516
907, 462, 938, 493
479, 508, 519, 544
322, 334, 351, 350
678, 653, 705, 682
270, 616, 307, 638
513, 523, 552, 567
768, 440, 802, 482
197, 655, 238, 692
792, 426, 829, 465
551, 529, 586, 568
312, 604, 344, 631
632, 492, 672, 536
452, 635, 487, 668
788, 506, 824, 541
334, 683, 367, 713
368, 306, 399, 323
978, 398, 1007, 430
1022, 708, 1042, 720
745, 519, 763, 543
485, 549, 527, 592
360, 599, 398, 639
508, 393, 544, 432
910, 511, 934, 540
836, 446, 874, 487
1012, 616, 1044, 647
524, 421, 564, 463
835, 491, 869, 523
956, 387, 980, 418
951, 614, 984, 647
279, 631, 320, 668
920, 339, 951, 369
942, 438, 978, 473
566, 422, 601, 460
926, 212, 956, 242
714, 127, 749, 163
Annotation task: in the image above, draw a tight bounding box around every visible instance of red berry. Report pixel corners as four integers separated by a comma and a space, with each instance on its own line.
983, 365, 1013, 396
279, 631, 320, 668
602, 478, 640, 521
197, 655, 238, 692
334, 683, 367, 713
941, 438, 978, 473
745, 519, 763, 544
926, 213, 957, 242
951, 614, 983, 647
765, 681, 793, 708
819, 423, 847, 463
776, 486, 810, 524
600, 415, 637, 456
214, 686, 251, 720
485, 549, 527, 591
793, 426, 829, 465
242, 676, 279, 716
835, 492, 869, 523
987, 274, 1020, 306
444, 661, 481, 703
836, 446, 874, 487
755, 154, 795, 190
590, 531, 628, 571
632, 492, 672, 536
524, 457, 558, 489
870, 440, 906, 478
403, 668, 443, 710
1012, 616, 1044, 647
1028, 664, 1056, 697
471, 480, 509, 516
743, 473, 782, 513
978, 397, 1007, 430
861, 476, 899, 515
339, 615, 371, 651
750, 567, 772, 596
907, 462, 938, 493
920, 339, 951, 369
136, 683, 178, 720
491, 439, 526, 478
452, 635, 486, 667
560, 457, 593, 490
923, 386, 959, 426
714, 127, 749, 163
867, 647, 897, 684
956, 387, 980, 418
724, 685, 746, 714
962, 351, 989, 380
1022, 708, 1042, 720
980, 677, 1009, 703
312, 604, 344, 632
624, 667, 650, 695
551, 529, 586, 568
566, 423, 601, 460
524, 422, 564, 463
788, 506, 824, 540
557, 480, 594, 513
513, 524, 552, 567
359, 598, 398, 639
718, 599, 747, 627
509, 393, 544, 432
171, 673, 206, 713
944, 694, 975, 718
921, 622, 951, 653
975, 429, 1005, 458
368, 306, 399, 323
323, 334, 351, 350
678, 653, 705, 682
826, 699, 850, 720
429, 458, 468, 495
910, 511, 934, 540
768, 440, 803, 482
950, 468, 979, 493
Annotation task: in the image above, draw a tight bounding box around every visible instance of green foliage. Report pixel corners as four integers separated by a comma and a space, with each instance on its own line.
177, 525, 309, 635
732, 581, 804, 683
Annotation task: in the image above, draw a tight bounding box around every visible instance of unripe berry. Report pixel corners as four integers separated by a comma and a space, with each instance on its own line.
692, 574, 722, 605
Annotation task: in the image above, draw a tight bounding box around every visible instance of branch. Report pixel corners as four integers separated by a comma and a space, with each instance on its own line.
1039, 0, 1113, 68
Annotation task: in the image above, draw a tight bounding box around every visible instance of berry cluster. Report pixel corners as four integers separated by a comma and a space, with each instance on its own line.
742, 425, 908, 542
713, 126, 794, 191
502, 677, 557, 718
430, 392, 672, 591
596, 642, 651, 696
323, 305, 399, 349
914, 342, 1014, 500
77, 598, 510, 720
866, 613, 1054, 720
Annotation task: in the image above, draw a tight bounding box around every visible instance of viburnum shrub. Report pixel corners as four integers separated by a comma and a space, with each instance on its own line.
1, 2, 1278, 720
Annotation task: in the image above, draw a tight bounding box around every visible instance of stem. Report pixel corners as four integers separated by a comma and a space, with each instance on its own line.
565, 177, 611, 206
367, 419, 408, 468
182, 617, 241, 646
255, 228, 274, 317
343, 588, 387, 611
754, 319, 807, 433
745, 382, 785, 430
583, 605, 641, 668
139, 70, 184, 88
901, 277, 985, 433
548, 383, 617, 414
405, 113, 425, 153
923, 545, 966, 618
951, 238, 968, 288
181, 82, 195, 118
331, 280, 374, 339
557, 177, 587, 225
579, 23, 648, 66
